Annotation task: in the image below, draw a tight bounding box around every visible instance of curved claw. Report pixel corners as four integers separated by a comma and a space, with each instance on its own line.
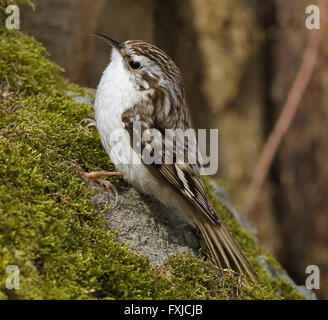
80, 118, 96, 127
97, 179, 119, 205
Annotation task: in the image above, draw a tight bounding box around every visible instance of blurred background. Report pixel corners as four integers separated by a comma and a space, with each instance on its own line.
20, 0, 327, 298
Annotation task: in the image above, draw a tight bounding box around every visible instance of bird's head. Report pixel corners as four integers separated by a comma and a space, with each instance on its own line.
91, 33, 184, 102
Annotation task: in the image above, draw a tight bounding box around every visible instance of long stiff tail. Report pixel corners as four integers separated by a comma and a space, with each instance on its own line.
194, 212, 258, 283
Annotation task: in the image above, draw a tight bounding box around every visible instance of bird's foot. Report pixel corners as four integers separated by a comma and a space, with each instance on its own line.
68, 162, 123, 205
83, 171, 123, 205
92, 177, 120, 204
80, 118, 96, 128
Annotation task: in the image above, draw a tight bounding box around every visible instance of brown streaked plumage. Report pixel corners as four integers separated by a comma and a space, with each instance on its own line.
91, 33, 258, 283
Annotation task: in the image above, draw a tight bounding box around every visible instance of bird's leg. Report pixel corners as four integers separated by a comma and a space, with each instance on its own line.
80, 118, 96, 128
68, 162, 122, 204
83, 171, 123, 179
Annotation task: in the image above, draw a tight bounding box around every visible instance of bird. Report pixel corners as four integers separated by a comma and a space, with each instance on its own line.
87, 32, 257, 282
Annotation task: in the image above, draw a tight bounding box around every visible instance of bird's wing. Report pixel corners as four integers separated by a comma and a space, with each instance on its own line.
122, 104, 221, 226
122, 104, 258, 283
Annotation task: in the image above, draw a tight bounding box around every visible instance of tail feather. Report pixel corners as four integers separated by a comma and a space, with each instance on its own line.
205, 223, 231, 269
195, 213, 258, 283
196, 217, 223, 270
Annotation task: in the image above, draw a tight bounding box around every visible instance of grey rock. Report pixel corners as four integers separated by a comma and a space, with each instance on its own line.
90, 182, 200, 266
257, 256, 317, 300
72, 94, 93, 106
65, 90, 94, 106
208, 180, 258, 238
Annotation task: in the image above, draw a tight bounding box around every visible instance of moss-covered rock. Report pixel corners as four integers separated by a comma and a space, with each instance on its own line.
0, 1, 307, 300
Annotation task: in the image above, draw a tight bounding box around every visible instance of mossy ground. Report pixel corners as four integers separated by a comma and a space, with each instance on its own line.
0, 1, 304, 300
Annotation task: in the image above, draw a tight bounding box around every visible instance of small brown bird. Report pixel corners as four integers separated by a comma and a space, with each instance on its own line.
88, 32, 257, 282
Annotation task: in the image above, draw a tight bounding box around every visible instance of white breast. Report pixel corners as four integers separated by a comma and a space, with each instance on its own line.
94, 50, 152, 193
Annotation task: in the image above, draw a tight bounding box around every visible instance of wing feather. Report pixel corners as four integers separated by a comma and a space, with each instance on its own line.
122, 104, 221, 225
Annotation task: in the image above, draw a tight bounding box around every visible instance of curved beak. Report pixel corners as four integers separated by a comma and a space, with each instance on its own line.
90, 32, 122, 51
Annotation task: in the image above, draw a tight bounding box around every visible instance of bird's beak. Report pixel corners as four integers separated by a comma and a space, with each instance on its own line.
90, 32, 122, 51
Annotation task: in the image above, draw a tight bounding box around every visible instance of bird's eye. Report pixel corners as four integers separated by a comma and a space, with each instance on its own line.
129, 61, 141, 70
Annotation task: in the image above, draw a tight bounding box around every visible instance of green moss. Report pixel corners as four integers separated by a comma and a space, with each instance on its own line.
0, 11, 305, 299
